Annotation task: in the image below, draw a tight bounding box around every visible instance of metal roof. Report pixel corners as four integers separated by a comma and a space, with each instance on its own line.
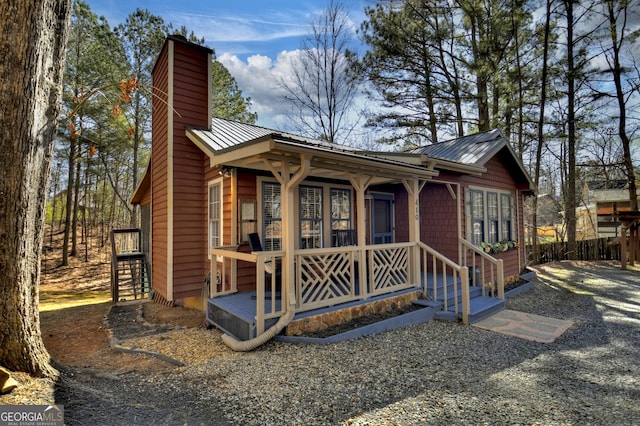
408, 128, 505, 166
186, 117, 438, 183
409, 129, 535, 193
190, 117, 361, 155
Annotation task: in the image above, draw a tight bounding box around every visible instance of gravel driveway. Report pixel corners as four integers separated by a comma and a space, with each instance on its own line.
55, 261, 640, 425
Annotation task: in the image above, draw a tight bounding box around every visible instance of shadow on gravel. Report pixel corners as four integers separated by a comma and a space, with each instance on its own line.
53, 361, 232, 425
47, 261, 640, 425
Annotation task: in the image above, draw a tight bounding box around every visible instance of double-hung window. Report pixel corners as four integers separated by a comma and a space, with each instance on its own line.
470, 190, 485, 245
487, 192, 499, 243
299, 185, 323, 249
501, 193, 512, 241
468, 188, 514, 245
262, 182, 282, 251
331, 188, 352, 228
331, 188, 353, 246
208, 180, 223, 255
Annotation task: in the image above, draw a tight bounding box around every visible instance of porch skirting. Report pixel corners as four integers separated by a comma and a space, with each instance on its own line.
284, 290, 423, 336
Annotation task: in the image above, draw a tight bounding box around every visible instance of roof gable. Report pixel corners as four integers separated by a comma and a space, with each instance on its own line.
410, 129, 535, 193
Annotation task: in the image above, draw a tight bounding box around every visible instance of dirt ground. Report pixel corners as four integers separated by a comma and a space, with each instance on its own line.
39, 232, 204, 372
2, 232, 208, 408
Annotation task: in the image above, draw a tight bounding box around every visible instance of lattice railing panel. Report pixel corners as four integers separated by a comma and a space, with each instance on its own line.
369, 246, 410, 295
296, 251, 355, 310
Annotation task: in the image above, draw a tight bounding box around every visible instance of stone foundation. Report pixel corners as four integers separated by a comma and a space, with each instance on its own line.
285, 290, 423, 336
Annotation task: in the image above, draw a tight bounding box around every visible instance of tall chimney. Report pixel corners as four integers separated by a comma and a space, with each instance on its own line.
150, 36, 213, 302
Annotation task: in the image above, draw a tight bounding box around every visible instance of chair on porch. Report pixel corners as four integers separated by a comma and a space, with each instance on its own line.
333, 229, 357, 247
248, 233, 281, 293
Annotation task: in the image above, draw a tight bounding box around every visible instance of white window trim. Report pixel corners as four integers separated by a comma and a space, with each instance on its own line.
466, 186, 514, 245
208, 178, 223, 260
257, 176, 353, 250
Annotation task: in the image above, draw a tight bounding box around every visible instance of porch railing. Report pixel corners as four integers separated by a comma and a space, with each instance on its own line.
210, 240, 496, 335
459, 238, 504, 299
211, 242, 421, 335
417, 241, 470, 325
210, 247, 285, 335
293, 243, 415, 312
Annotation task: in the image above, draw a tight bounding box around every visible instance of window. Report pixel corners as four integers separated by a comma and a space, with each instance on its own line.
259, 179, 352, 249
262, 182, 281, 251
487, 192, 498, 243
208, 180, 222, 254
501, 193, 512, 241
470, 190, 484, 245
299, 185, 323, 249
331, 188, 353, 247
468, 189, 514, 245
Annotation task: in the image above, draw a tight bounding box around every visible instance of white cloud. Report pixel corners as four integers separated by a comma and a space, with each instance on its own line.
219, 50, 304, 129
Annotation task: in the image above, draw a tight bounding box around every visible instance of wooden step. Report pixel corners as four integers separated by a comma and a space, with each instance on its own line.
447, 295, 505, 323
426, 282, 482, 306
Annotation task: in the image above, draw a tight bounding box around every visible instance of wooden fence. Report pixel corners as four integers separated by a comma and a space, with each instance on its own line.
527, 237, 621, 265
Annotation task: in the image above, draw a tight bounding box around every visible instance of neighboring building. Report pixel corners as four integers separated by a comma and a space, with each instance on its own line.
130, 36, 535, 345
577, 180, 638, 240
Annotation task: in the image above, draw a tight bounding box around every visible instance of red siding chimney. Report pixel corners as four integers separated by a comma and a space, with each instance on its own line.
150, 36, 212, 302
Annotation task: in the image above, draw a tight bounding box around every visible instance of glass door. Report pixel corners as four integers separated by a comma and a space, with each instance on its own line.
371, 193, 393, 244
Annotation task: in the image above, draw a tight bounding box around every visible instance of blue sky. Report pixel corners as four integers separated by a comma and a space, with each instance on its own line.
85, 1, 371, 129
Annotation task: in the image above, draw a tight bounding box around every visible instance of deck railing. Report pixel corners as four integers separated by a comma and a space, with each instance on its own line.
210, 247, 285, 335
459, 238, 504, 300
293, 243, 415, 312
110, 228, 149, 302
210, 240, 498, 334
211, 242, 422, 334
417, 241, 470, 324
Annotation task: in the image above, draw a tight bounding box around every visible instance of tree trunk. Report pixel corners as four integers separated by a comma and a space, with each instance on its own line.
71, 161, 81, 256
0, 0, 72, 376
565, 0, 577, 260
533, 0, 553, 264
607, 0, 637, 212
61, 135, 75, 266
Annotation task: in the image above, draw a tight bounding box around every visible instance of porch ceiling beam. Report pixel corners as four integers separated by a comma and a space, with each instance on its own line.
207, 140, 275, 169
310, 157, 435, 181
260, 151, 426, 184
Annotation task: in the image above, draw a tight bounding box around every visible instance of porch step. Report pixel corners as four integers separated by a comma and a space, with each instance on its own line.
425, 282, 483, 307
434, 295, 505, 323
425, 273, 505, 323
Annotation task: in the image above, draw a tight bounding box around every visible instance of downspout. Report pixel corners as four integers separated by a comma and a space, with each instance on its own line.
222, 155, 311, 351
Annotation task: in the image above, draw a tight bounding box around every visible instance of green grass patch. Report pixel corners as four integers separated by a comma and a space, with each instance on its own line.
39, 290, 111, 312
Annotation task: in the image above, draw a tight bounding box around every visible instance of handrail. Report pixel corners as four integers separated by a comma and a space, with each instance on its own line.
459, 238, 504, 299
417, 241, 469, 324
210, 247, 285, 334
110, 228, 143, 302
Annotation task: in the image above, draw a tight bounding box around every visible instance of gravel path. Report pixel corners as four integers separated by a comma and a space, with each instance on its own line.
56, 261, 640, 425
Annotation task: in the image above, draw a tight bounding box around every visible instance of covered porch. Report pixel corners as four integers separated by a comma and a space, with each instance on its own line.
208, 239, 506, 341
187, 123, 506, 345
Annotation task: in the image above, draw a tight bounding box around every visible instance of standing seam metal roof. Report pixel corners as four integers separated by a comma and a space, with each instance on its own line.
408, 128, 505, 166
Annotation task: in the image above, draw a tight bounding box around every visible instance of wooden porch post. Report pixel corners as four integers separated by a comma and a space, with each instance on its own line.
348, 173, 372, 300
621, 223, 627, 270
264, 155, 311, 309
402, 179, 425, 285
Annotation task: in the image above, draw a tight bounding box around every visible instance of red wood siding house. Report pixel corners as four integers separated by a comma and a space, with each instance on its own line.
131, 36, 535, 342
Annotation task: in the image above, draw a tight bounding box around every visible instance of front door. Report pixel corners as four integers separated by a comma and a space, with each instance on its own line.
371, 193, 394, 244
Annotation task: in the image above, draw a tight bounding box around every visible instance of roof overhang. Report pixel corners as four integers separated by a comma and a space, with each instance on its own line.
186, 129, 439, 184
130, 161, 151, 205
